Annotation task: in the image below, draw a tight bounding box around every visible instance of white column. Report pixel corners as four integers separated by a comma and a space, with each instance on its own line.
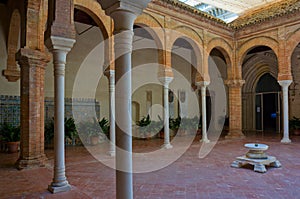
278, 80, 292, 143
159, 76, 173, 149
197, 81, 210, 143
105, 70, 116, 156
98, 1, 150, 198
46, 36, 75, 193
112, 12, 136, 199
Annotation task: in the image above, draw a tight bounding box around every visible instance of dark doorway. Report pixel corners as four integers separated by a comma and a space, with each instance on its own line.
263, 93, 277, 131
255, 73, 281, 132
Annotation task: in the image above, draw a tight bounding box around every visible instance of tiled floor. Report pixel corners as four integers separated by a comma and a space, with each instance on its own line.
1, 133, 300, 199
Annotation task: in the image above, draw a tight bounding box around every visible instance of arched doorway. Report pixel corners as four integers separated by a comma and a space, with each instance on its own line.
255, 73, 281, 132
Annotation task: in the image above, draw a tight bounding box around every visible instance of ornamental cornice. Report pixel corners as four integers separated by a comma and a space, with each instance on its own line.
151, 0, 300, 31
229, 0, 300, 30
151, 0, 227, 26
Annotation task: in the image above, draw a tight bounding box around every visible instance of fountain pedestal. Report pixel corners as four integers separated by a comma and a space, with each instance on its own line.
231, 143, 281, 173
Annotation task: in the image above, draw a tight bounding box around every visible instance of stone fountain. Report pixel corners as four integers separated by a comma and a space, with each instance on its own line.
231, 143, 281, 173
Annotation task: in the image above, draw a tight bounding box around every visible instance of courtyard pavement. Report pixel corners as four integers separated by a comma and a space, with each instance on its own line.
1, 133, 300, 199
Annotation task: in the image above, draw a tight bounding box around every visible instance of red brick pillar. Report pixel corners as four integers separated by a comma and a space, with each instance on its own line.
225, 79, 245, 139
15, 48, 49, 169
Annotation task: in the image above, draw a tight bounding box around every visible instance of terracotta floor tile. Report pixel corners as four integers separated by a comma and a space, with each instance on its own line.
1, 133, 300, 198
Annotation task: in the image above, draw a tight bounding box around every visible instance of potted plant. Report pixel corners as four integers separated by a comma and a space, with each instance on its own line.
148, 120, 163, 139
136, 115, 151, 139
65, 117, 78, 145
177, 117, 199, 136
289, 116, 300, 135
99, 117, 110, 139
78, 119, 106, 145
44, 118, 55, 148
169, 117, 180, 137
0, 123, 20, 153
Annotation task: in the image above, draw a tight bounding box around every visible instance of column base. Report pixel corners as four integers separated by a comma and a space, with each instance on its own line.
107, 150, 115, 157
200, 138, 210, 143
281, 138, 291, 143
48, 183, 71, 194
16, 154, 47, 170
225, 130, 245, 139
162, 143, 173, 149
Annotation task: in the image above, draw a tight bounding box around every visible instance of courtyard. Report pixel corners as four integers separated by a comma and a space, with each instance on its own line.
1, 133, 299, 199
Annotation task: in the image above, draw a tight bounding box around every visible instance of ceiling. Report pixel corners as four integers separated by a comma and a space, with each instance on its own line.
179, 0, 281, 22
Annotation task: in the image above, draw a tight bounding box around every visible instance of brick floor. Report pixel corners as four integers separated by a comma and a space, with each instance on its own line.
1, 133, 300, 199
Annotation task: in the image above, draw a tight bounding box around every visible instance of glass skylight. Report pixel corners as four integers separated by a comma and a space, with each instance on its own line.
179, 0, 238, 23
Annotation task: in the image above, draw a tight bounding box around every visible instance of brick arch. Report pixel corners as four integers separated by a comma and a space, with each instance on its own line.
135, 12, 163, 29
3, 9, 21, 82
167, 26, 208, 81
133, 24, 164, 67
207, 38, 233, 79
74, 0, 111, 71
135, 13, 163, 47
6, 0, 26, 48
171, 26, 203, 47
74, 0, 110, 39
243, 56, 278, 93
286, 28, 300, 71
171, 36, 203, 85
238, 37, 279, 66
135, 13, 164, 65
25, 0, 44, 49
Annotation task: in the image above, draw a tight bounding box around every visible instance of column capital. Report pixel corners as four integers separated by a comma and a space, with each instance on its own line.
98, 0, 151, 16
45, 36, 75, 52
158, 67, 173, 79
158, 68, 173, 85
195, 81, 210, 88
225, 79, 245, 88
278, 73, 293, 82
158, 76, 173, 85
278, 80, 292, 88
16, 48, 50, 68
104, 69, 115, 79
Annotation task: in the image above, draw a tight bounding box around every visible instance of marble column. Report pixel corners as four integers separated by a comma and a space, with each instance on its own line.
278, 80, 292, 143
45, 36, 75, 193
105, 70, 116, 156
99, 1, 150, 198
197, 81, 210, 143
159, 76, 173, 149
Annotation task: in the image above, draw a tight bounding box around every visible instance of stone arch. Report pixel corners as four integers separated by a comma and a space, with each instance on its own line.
207, 38, 233, 79
3, 9, 21, 82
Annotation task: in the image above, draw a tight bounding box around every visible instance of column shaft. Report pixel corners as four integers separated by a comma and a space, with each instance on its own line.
46, 36, 75, 194
16, 48, 48, 169
106, 70, 116, 156
113, 15, 136, 199
159, 76, 173, 149
225, 80, 245, 139
278, 80, 292, 143
201, 85, 210, 143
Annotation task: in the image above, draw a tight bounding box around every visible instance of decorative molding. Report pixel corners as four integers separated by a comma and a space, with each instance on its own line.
230, 0, 300, 29
152, 0, 300, 30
